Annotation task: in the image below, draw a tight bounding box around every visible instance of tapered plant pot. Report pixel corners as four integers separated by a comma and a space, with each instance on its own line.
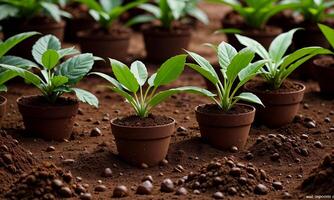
17, 95, 79, 141
195, 104, 255, 150
313, 56, 334, 96
143, 25, 191, 63
244, 80, 305, 128
111, 115, 175, 167
0, 96, 7, 127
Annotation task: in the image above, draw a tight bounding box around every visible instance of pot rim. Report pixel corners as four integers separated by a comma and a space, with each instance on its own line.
195, 103, 256, 117
111, 116, 176, 129
77, 29, 131, 41
0, 95, 7, 106
17, 95, 78, 109
244, 81, 306, 95
313, 56, 334, 69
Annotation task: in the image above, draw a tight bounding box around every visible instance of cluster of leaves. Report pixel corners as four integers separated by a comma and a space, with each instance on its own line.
186, 42, 266, 111
0, 32, 39, 92
0, 0, 71, 22
235, 28, 332, 89
209, 0, 298, 29
319, 23, 334, 49
127, 0, 209, 29
92, 55, 213, 118
76, 0, 146, 29
0, 35, 99, 107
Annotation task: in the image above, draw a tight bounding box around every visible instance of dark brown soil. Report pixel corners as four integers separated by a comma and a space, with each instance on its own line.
0, 130, 37, 194
113, 114, 174, 127
314, 56, 334, 68
81, 24, 131, 38
197, 104, 253, 115
247, 79, 304, 93
18, 96, 78, 107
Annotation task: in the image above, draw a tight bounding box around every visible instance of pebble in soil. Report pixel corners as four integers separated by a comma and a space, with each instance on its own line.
300, 150, 334, 194
4, 162, 88, 199
245, 134, 317, 163
184, 156, 274, 197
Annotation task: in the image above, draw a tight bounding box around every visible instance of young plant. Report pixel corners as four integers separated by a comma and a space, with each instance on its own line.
0, 31, 39, 92
0, 0, 71, 22
75, 0, 146, 30
209, 0, 297, 29
91, 55, 214, 118
186, 42, 266, 111
235, 28, 333, 89
127, 0, 209, 29
0, 34, 99, 107
319, 23, 334, 49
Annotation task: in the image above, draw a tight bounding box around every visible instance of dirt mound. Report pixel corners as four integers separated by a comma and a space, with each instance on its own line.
5, 162, 87, 199
301, 151, 334, 194
245, 134, 315, 163
0, 130, 37, 193
184, 156, 275, 197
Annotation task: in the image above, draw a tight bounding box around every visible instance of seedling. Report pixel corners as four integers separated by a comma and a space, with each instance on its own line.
0, 0, 71, 22
76, 0, 146, 29
186, 42, 266, 111
0, 31, 39, 92
235, 28, 333, 89
0, 34, 99, 107
91, 55, 214, 118
319, 24, 334, 49
290, 0, 334, 23
127, 0, 209, 28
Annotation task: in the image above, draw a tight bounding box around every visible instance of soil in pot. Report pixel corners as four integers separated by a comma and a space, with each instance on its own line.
222, 11, 282, 50
143, 24, 191, 63
313, 56, 334, 97
17, 95, 79, 141
78, 25, 131, 67
111, 114, 175, 167
0, 95, 7, 127
244, 80, 305, 128
196, 103, 255, 150
268, 10, 301, 32
1, 17, 65, 59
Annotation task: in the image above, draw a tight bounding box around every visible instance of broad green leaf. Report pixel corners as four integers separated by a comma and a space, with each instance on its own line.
41, 2, 62, 22
187, 63, 219, 85
217, 42, 238, 70
148, 73, 156, 87
58, 47, 80, 58
0, 70, 18, 86
130, 61, 148, 86
235, 34, 270, 59
42, 49, 60, 70
235, 92, 263, 106
154, 55, 187, 87
226, 48, 255, 82
186, 50, 218, 79
109, 59, 139, 92
0, 56, 38, 69
0, 4, 18, 20
90, 72, 123, 89
167, 0, 186, 19
0, 64, 42, 88
0, 31, 39, 57
319, 24, 334, 48
58, 53, 94, 84
138, 3, 161, 18
72, 88, 99, 108
238, 60, 267, 81
32, 35, 61, 65
186, 6, 209, 24
51, 75, 68, 88
111, 87, 136, 106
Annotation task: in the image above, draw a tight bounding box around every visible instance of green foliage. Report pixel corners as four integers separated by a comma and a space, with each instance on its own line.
0, 34, 99, 107
235, 28, 333, 89
127, 0, 209, 29
186, 42, 265, 111
209, 0, 298, 29
0, 0, 71, 22
91, 55, 214, 118
319, 23, 334, 48
76, 0, 146, 29
0, 31, 39, 92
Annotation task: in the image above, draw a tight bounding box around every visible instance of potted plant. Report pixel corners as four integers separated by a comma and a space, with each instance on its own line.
313, 24, 334, 96
211, 0, 297, 49
128, 0, 209, 63
186, 42, 267, 150
0, 31, 39, 126
75, 0, 146, 63
237, 29, 332, 127
0, 34, 99, 141
91, 55, 213, 166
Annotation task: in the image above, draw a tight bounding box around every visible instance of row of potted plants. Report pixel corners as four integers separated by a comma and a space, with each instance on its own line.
0, 26, 333, 166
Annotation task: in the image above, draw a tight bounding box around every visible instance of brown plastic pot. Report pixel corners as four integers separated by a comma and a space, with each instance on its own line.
17, 95, 79, 141
244, 81, 306, 128
0, 96, 7, 127
195, 104, 255, 150
313, 57, 334, 96
143, 26, 191, 63
111, 117, 175, 167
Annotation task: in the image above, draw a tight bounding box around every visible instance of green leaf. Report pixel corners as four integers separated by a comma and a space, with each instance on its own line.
319, 24, 334, 48
148, 73, 156, 87
235, 34, 270, 59
109, 59, 139, 92
214, 28, 242, 34
51, 75, 68, 88
0, 56, 38, 69
125, 14, 156, 27
0, 85, 7, 92
217, 41, 238, 71
89, 72, 123, 89
58, 53, 94, 84
0, 31, 39, 57
138, 3, 161, 18
42, 49, 60, 70
130, 61, 148, 86
0, 64, 42, 88
41, 2, 62, 22
72, 88, 99, 108
186, 50, 219, 79
167, 0, 186, 20
58, 47, 80, 58
226, 48, 255, 82
187, 63, 219, 85
32, 35, 61, 66
111, 87, 136, 106
235, 92, 263, 106
154, 55, 187, 87
238, 60, 267, 82
187, 6, 209, 25
0, 70, 18, 86
0, 4, 18, 20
